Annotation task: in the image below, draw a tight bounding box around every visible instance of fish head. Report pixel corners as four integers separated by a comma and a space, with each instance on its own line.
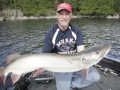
81, 43, 111, 68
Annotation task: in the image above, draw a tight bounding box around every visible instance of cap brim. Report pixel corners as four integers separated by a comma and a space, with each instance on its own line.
57, 8, 71, 13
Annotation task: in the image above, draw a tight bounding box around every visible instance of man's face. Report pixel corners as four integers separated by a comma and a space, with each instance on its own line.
57, 9, 72, 28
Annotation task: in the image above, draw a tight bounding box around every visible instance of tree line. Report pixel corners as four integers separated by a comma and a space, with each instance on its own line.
0, 0, 120, 16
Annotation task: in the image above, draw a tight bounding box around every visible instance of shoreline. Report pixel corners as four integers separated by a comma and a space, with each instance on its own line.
0, 9, 120, 21
0, 14, 119, 21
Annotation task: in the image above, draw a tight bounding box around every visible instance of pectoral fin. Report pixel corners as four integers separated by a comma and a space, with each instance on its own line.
6, 54, 21, 64
32, 68, 44, 78
83, 68, 89, 79
1, 75, 6, 85
11, 74, 21, 85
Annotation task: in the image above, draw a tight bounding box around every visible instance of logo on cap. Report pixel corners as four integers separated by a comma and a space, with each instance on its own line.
57, 3, 72, 13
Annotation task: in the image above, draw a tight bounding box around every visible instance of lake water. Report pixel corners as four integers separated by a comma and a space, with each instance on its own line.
0, 18, 120, 66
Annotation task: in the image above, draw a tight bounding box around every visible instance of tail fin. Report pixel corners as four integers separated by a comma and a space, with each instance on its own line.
0, 67, 6, 85
0, 67, 21, 85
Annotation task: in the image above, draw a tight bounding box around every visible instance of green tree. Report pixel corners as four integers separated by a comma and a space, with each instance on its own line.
0, 0, 9, 9
0, 0, 119, 16
35, 0, 55, 16
95, 0, 115, 15
64, 0, 82, 15
0, 0, 2, 10
80, 0, 96, 15
114, 0, 120, 14
80, 0, 115, 15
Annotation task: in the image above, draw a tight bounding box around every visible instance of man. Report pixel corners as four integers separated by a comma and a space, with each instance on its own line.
42, 3, 100, 90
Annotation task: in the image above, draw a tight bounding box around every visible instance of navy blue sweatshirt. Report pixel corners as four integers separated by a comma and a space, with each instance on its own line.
42, 23, 84, 54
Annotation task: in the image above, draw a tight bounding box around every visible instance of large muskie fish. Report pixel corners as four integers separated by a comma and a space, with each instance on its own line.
0, 43, 111, 85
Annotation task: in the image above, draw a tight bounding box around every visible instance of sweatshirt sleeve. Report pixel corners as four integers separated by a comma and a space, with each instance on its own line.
42, 29, 53, 53
76, 28, 84, 46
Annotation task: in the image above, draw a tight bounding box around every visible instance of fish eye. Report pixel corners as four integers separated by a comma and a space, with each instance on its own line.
96, 51, 99, 54
82, 58, 84, 61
